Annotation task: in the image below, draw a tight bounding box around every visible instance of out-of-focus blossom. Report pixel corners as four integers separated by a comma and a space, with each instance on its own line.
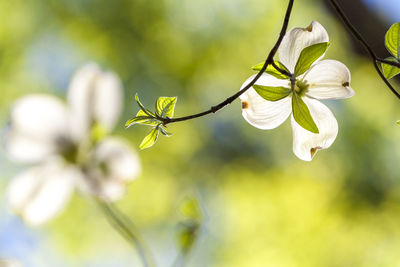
240, 21, 354, 161
4, 63, 140, 226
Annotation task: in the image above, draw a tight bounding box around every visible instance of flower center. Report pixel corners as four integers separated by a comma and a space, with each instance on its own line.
57, 136, 79, 164
294, 79, 309, 97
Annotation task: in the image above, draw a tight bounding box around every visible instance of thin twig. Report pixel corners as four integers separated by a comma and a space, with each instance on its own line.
97, 200, 155, 267
160, 0, 295, 126
327, 0, 400, 99
272, 61, 294, 78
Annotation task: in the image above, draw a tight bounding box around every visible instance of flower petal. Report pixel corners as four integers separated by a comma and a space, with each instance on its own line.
240, 74, 292, 130
78, 138, 140, 201
7, 159, 78, 225
67, 63, 123, 140
278, 21, 329, 73
303, 60, 354, 100
291, 98, 338, 161
5, 95, 70, 164
95, 138, 141, 182
4, 131, 57, 164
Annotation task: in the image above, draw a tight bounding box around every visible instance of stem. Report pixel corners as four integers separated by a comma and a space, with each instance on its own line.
327, 0, 400, 99
376, 58, 400, 69
161, 0, 295, 126
272, 61, 294, 78
97, 200, 155, 267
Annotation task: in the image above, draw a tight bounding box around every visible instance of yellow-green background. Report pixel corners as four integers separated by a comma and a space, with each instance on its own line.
0, 0, 399, 266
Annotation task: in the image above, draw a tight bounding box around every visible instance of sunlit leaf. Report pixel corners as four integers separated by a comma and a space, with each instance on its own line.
125, 110, 159, 128
252, 61, 290, 79
253, 85, 291, 101
381, 57, 400, 79
155, 96, 177, 118
139, 127, 159, 150
292, 94, 319, 134
125, 116, 155, 128
294, 42, 330, 76
385, 23, 400, 59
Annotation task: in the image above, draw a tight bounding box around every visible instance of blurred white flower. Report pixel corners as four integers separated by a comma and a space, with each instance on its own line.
4, 63, 140, 226
240, 21, 354, 161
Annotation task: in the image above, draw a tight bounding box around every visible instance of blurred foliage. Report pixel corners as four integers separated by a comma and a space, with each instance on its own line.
0, 0, 400, 266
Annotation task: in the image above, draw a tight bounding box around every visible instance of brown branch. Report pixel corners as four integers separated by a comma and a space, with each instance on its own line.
160, 0, 295, 125
327, 0, 400, 99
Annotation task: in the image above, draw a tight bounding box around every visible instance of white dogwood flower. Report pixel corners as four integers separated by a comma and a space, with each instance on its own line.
4, 63, 140, 225
240, 21, 354, 161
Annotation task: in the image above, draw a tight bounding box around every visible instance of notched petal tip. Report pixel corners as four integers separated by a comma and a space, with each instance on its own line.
305, 23, 313, 32
241, 101, 249, 109
310, 146, 322, 158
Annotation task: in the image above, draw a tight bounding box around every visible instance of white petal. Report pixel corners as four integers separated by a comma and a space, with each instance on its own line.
97, 181, 126, 202
78, 138, 140, 201
67, 63, 123, 140
239, 74, 292, 130
95, 138, 141, 182
291, 98, 338, 161
5, 95, 70, 163
278, 21, 329, 73
4, 131, 57, 164
7, 159, 78, 225
301, 59, 354, 100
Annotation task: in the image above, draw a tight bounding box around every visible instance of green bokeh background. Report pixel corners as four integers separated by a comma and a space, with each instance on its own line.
0, 0, 400, 266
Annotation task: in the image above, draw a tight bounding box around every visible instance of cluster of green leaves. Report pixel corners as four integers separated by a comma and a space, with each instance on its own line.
126, 94, 177, 149
382, 23, 400, 80
251, 42, 330, 134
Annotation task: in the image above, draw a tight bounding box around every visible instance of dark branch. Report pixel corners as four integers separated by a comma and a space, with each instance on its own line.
327, 0, 400, 99
161, 0, 295, 125
376, 58, 400, 69
272, 61, 294, 79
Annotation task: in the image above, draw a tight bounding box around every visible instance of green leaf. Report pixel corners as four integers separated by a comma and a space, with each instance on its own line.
155, 96, 177, 118
135, 93, 155, 117
294, 42, 330, 76
125, 116, 156, 128
139, 127, 160, 150
125, 110, 159, 128
252, 61, 290, 79
385, 23, 400, 59
381, 57, 400, 79
397, 120, 400, 126
253, 85, 291, 101
292, 94, 319, 134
